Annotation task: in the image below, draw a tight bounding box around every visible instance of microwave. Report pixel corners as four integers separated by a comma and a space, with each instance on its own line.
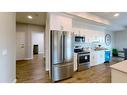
75, 36, 85, 42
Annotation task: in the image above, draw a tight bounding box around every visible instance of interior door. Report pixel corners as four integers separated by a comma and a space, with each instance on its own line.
52, 30, 63, 65
16, 32, 25, 60
63, 31, 74, 63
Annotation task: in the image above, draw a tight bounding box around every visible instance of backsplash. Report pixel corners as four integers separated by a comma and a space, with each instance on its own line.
74, 41, 105, 50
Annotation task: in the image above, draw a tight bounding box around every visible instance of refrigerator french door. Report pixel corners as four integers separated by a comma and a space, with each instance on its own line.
51, 30, 74, 82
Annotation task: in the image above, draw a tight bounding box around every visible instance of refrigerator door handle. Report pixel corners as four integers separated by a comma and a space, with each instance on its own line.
61, 32, 64, 63
63, 32, 65, 62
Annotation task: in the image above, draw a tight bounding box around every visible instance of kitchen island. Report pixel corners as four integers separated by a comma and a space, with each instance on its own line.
110, 60, 127, 83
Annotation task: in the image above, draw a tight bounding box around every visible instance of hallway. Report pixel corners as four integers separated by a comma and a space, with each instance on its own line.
16, 54, 51, 83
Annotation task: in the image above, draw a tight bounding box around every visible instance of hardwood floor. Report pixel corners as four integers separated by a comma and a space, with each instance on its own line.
60, 63, 113, 83
16, 55, 123, 83
16, 54, 51, 83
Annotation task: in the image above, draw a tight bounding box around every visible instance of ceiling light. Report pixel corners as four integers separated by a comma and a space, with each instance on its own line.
27, 16, 32, 19
114, 13, 119, 17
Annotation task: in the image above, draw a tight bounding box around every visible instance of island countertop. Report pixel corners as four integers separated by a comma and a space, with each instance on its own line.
110, 60, 127, 73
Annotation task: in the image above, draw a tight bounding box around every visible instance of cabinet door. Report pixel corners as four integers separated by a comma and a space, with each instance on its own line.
50, 14, 61, 30
72, 28, 77, 35
59, 16, 72, 31
85, 30, 91, 43
97, 50, 105, 64
80, 30, 85, 37
91, 51, 105, 66
50, 14, 72, 31
73, 28, 80, 36
90, 51, 97, 66
87, 30, 94, 43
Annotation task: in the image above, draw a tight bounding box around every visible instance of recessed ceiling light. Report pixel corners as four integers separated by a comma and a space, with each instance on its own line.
114, 13, 119, 17
27, 15, 32, 19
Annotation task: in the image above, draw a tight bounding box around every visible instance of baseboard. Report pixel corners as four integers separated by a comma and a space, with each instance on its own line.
16, 57, 33, 61
24, 57, 33, 60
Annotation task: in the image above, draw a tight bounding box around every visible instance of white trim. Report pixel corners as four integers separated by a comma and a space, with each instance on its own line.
16, 59, 23, 61
16, 57, 33, 61
16, 58, 25, 61
24, 57, 33, 60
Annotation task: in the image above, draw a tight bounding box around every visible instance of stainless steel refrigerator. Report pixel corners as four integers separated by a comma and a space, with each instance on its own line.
51, 30, 74, 82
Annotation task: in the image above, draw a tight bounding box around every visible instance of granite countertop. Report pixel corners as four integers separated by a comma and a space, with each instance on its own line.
110, 60, 127, 73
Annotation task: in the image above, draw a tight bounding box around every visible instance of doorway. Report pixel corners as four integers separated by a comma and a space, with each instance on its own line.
16, 31, 25, 60
16, 12, 49, 83
32, 31, 44, 57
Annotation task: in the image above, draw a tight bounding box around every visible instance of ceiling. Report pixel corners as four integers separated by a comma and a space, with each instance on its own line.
16, 12, 127, 32
90, 12, 127, 32
16, 12, 46, 26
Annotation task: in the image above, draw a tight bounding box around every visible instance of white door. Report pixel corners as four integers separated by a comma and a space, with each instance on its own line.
16, 32, 25, 60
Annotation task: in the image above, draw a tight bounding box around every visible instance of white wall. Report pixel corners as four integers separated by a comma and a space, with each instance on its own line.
32, 31, 44, 54
0, 13, 16, 83
16, 23, 45, 60
114, 30, 127, 51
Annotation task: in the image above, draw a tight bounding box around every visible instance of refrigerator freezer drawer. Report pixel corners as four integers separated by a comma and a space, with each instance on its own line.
52, 63, 73, 82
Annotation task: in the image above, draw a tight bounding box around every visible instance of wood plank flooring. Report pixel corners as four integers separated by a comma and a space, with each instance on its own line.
16, 55, 123, 83
16, 54, 51, 83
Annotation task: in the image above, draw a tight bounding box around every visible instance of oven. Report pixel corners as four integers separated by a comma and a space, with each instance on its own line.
77, 52, 90, 71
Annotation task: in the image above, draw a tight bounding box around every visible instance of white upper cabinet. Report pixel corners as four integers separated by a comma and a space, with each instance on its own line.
50, 14, 61, 30
50, 13, 72, 31
59, 16, 72, 31
73, 28, 80, 36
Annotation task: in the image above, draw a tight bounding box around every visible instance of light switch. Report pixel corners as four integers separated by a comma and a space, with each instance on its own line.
2, 49, 7, 56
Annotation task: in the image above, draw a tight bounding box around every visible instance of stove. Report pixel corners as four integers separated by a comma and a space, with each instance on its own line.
74, 49, 90, 71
